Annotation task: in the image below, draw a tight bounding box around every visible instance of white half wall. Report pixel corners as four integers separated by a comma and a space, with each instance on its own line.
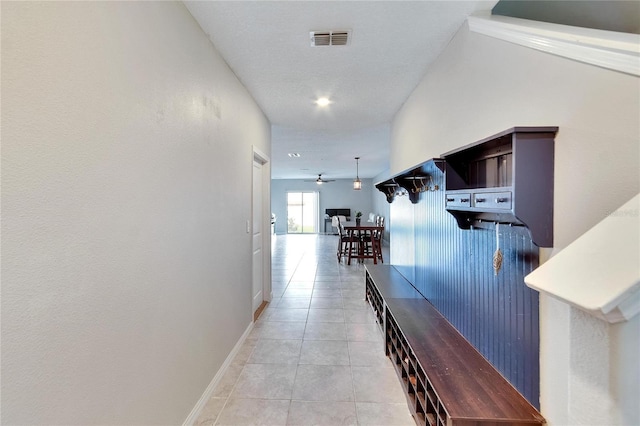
391, 20, 639, 426
1, 2, 270, 424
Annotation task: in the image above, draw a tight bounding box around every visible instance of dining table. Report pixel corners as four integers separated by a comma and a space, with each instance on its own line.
340, 221, 384, 265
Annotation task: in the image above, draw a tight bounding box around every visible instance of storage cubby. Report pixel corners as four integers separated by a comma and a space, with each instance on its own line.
443, 126, 558, 247
366, 264, 545, 426
365, 273, 384, 326
387, 310, 440, 426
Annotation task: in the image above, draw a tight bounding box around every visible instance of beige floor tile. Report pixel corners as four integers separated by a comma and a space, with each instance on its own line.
312, 288, 343, 298
341, 288, 365, 299
254, 321, 306, 340
303, 322, 347, 341
340, 280, 364, 289
344, 308, 376, 324
248, 339, 302, 365
342, 297, 368, 310
340, 275, 365, 283
310, 297, 343, 309
231, 364, 297, 400
268, 308, 310, 322
286, 401, 357, 426
355, 402, 415, 425
299, 340, 350, 366
272, 288, 286, 298
348, 341, 391, 367
244, 235, 406, 422
292, 365, 354, 402
271, 274, 291, 281
313, 281, 342, 289
352, 366, 406, 403
291, 274, 317, 282
345, 323, 383, 342
283, 288, 314, 298
345, 302, 373, 312
216, 398, 290, 426
287, 281, 315, 289
307, 308, 345, 323
276, 297, 311, 309
314, 275, 341, 282
271, 281, 291, 289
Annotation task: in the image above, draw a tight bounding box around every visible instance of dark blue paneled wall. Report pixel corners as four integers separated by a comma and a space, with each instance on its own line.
389, 178, 540, 408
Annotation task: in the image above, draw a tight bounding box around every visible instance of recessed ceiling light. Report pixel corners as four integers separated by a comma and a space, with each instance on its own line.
288, 153, 301, 158
315, 97, 331, 107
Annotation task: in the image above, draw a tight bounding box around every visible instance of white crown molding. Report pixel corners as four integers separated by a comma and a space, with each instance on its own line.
468, 14, 640, 77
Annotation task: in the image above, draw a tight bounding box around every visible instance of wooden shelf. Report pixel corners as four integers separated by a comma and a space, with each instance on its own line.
365, 264, 545, 426
442, 126, 558, 247
375, 158, 445, 204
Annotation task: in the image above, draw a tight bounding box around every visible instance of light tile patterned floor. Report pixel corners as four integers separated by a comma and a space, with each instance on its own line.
195, 234, 413, 426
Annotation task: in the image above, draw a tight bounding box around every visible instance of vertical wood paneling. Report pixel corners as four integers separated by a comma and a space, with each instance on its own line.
389, 182, 540, 409
390, 197, 416, 284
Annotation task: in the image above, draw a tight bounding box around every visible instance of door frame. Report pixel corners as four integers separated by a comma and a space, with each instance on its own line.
252, 146, 271, 318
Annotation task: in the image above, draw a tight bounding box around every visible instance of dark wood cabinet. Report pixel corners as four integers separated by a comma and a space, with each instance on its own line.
374, 127, 558, 246
443, 127, 558, 247
365, 264, 545, 426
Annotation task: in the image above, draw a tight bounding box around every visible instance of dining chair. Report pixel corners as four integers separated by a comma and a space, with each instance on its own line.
336, 221, 359, 263
372, 216, 384, 263
331, 215, 347, 234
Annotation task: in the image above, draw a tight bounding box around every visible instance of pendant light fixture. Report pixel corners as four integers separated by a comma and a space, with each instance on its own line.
353, 157, 362, 190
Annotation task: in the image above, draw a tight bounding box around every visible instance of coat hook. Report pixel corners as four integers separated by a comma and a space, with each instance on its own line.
412, 177, 420, 193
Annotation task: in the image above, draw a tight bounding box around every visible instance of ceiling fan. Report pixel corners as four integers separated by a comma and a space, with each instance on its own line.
305, 174, 335, 184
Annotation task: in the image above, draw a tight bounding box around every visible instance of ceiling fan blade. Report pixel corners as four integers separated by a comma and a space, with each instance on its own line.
302, 174, 335, 183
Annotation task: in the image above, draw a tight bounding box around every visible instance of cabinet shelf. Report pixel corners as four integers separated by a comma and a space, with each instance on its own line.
375, 158, 445, 204
443, 126, 558, 247
375, 127, 557, 247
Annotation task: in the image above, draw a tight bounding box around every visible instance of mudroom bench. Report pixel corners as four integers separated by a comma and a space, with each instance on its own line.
365, 264, 545, 426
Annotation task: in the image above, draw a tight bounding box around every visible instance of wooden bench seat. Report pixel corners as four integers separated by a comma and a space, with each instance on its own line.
365, 264, 545, 426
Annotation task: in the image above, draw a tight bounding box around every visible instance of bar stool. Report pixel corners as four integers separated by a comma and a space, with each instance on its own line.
337, 221, 359, 263
372, 216, 384, 263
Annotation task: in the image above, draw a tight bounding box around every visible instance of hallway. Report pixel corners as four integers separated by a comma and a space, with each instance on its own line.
196, 234, 413, 425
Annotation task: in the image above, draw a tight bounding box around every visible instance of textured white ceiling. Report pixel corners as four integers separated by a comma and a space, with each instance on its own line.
185, 1, 496, 180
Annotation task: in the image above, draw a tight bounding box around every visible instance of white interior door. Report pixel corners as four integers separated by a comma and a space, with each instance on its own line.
252, 159, 263, 313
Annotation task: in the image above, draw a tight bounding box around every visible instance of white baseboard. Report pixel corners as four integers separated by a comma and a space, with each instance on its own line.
182, 321, 255, 425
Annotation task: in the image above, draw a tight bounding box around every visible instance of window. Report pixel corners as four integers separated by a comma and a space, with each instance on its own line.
287, 192, 319, 234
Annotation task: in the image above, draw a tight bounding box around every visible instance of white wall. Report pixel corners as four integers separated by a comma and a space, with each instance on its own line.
372, 169, 392, 243
271, 179, 375, 234
391, 22, 639, 426
1, 2, 270, 424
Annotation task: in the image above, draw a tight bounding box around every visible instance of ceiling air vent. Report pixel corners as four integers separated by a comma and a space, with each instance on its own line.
310, 30, 351, 47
